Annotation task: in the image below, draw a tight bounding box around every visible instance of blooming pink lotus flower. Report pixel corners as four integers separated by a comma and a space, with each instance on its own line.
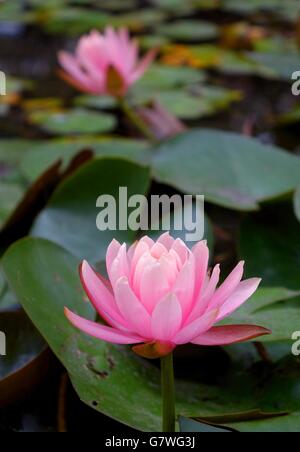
58, 27, 156, 97
65, 233, 271, 358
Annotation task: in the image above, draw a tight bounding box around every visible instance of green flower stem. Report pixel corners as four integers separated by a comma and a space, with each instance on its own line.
161, 352, 176, 432
118, 97, 157, 144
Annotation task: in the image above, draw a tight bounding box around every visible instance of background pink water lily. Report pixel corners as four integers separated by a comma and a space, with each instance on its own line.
58, 27, 156, 97
65, 233, 271, 358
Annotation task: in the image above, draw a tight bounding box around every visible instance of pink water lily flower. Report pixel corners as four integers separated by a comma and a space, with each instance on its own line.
58, 27, 156, 97
65, 233, 271, 358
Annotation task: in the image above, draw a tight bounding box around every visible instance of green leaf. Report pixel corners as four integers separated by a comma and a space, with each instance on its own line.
31, 158, 151, 263
133, 64, 205, 92
0, 274, 19, 312
222, 286, 300, 343
0, 311, 47, 407
158, 20, 219, 42
223, 0, 300, 22
0, 139, 40, 165
28, 109, 116, 135
0, 272, 18, 312
0, 139, 42, 184
34, 8, 112, 36
0, 183, 24, 229
109, 9, 166, 30
238, 287, 300, 315
20, 138, 150, 183
239, 207, 300, 288
248, 52, 300, 81
294, 186, 300, 222
0, 0, 25, 21
152, 129, 300, 210
133, 87, 241, 120
179, 416, 232, 432
74, 95, 118, 110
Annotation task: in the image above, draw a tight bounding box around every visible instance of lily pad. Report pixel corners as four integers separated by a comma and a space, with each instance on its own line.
0, 272, 19, 312
74, 95, 118, 111
110, 9, 166, 31
158, 20, 219, 42
223, 0, 300, 21
32, 8, 112, 36
239, 206, 300, 289
152, 129, 300, 210
133, 64, 205, 92
294, 186, 300, 222
0, 0, 26, 22
0, 183, 25, 229
222, 286, 300, 343
179, 416, 232, 432
0, 139, 40, 165
28, 109, 117, 136
0, 310, 48, 407
247, 52, 300, 81
133, 87, 241, 119
20, 138, 150, 183
31, 158, 151, 263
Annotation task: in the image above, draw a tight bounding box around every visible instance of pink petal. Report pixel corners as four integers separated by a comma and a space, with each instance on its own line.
79, 31, 108, 70
80, 260, 125, 328
187, 264, 220, 323
157, 232, 175, 250
173, 308, 219, 345
140, 263, 169, 313
150, 242, 167, 259
119, 29, 137, 72
171, 238, 189, 265
192, 240, 209, 297
192, 324, 271, 346
217, 278, 262, 321
58, 51, 97, 93
130, 49, 157, 83
106, 239, 122, 278
65, 308, 143, 344
172, 253, 195, 320
159, 251, 180, 286
115, 277, 152, 338
76, 36, 106, 88
151, 293, 182, 341
209, 261, 245, 309
132, 251, 156, 296
140, 236, 155, 247
109, 243, 130, 288
105, 27, 128, 77
127, 241, 137, 263
130, 240, 150, 271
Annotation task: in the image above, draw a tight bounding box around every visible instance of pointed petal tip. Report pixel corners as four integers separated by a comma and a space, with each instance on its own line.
79, 259, 91, 279
64, 306, 75, 323
192, 324, 272, 347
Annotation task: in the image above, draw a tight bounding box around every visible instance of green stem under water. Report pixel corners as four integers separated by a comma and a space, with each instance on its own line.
161, 352, 176, 433
118, 97, 157, 143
